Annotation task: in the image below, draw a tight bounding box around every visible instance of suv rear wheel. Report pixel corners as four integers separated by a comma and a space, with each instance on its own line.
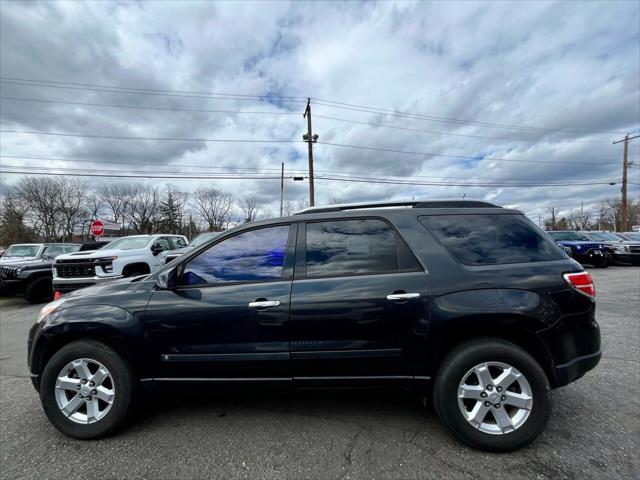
40, 339, 138, 439
433, 338, 551, 452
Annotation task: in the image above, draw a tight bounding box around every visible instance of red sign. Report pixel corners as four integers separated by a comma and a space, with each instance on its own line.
90, 220, 105, 237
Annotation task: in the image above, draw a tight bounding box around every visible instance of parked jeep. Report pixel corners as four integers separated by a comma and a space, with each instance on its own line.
546, 231, 609, 267
29, 201, 600, 452
0, 243, 103, 303
52, 234, 188, 294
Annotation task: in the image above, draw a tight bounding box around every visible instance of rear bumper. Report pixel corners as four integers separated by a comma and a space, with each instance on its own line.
538, 303, 601, 388
554, 350, 601, 386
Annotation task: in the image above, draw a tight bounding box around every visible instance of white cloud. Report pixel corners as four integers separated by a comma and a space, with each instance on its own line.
0, 0, 638, 221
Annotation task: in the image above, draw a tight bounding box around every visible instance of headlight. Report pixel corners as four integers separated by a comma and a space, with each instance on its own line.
97, 256, 118, 262
14, 267, 22, 276
37, 298, 66, 324
614, 245, 629, 253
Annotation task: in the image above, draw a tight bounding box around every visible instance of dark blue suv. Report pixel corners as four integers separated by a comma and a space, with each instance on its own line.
28, 200, 600, 451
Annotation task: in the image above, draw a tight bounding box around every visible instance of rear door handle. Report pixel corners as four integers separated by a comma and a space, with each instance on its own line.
386, 293, 421, 301
248, 300, 281, 309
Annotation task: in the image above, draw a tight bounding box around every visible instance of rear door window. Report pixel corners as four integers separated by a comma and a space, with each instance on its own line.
303, 219, 419, 277
419, 214, 564, 265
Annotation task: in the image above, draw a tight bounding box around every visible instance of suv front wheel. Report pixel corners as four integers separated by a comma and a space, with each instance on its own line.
433, 338, 551, 452
40, 339, 138, 439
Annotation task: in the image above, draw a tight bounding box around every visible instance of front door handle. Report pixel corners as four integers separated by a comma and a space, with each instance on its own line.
248, 300, 281, 309
386, 293, 421, 301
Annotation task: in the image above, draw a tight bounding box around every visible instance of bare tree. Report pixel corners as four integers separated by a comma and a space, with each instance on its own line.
546, 207, 559, 231
193, 188, 233, 231
238, 196, 260, 223
0, 183, 34, 245
99, 183, 135, 231
55, 178, 87, 241
15, 177, 63, 241
126, 185, 161, 233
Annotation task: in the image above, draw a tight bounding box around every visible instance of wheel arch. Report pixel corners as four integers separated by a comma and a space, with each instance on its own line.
122, 262, 151, 276
429, 315, 558, 388
33, 305, 146, 386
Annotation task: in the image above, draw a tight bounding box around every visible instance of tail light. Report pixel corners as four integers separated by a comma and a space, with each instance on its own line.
53, 291, 64, 301
563, 272, 596, 298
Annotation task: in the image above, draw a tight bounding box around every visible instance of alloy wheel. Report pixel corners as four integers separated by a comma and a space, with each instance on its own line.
457, 361, 533, 435
54, 358, 115, 424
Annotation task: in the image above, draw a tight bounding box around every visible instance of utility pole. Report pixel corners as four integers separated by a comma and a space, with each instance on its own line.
303, 98, 318, 206
613, 133, 639, 231
280, 162, 284, 217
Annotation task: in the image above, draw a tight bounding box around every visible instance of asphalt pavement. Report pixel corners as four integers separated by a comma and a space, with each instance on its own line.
1, 267, 638, 479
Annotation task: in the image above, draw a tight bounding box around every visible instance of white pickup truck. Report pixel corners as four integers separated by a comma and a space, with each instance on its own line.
52, 234, 188, 294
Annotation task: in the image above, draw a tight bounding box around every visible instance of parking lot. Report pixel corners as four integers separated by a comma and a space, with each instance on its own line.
0, 267, 638, 480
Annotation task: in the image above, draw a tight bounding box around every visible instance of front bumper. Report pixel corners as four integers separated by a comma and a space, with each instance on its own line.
611, 252, 640, 264
52, 275, 123, 293
0, 278, 23, 296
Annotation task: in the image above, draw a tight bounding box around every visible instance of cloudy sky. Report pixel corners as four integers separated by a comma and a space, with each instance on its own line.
1, 0, 639, 221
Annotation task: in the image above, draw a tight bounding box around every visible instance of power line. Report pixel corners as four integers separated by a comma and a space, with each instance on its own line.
2, 75, 629, 135
0, 96, 608, 144
2, 155, 618, 183
0, 79, 303, 104
0, 76, 306, 100
0, 167, 616, 187
313, 114, 610, 143
314, 175, 615, 188
0, 129, 300, 144
0, 96, 300, 115
0, 130, 609, 166
317, 141, 606, 166
312, 99, 629, 135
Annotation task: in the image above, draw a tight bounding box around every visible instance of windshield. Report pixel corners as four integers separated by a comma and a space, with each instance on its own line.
43, 244, 82, 258
588, 232, 620, 241
547, 231, 590, 241
189, 232, 220, 248
623, 232, 640, 241
103, 237, 152, 250
4, 244, 41, 257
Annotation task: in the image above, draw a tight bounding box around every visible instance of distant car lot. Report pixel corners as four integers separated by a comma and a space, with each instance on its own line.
1, 267, 638, 480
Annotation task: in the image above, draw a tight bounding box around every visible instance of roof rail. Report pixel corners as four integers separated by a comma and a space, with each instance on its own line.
294, 200, 500, 215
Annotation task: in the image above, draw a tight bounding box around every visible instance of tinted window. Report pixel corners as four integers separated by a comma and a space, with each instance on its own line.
183, 225, 289, 285
154, 238, 170, 251
305, 219, 412, 277
587, 232, 619, 241
189, 232, 221, 248
4, 245, 41, 257
420, 214, 564, 265
105, 237, 152, 250
173, 237, 188, 248
546, 231, 590, 241
43, 244, 81, 258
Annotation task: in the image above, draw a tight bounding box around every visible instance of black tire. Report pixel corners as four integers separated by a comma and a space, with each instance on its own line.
40, 339, 138, 439
433, 338, 551, 452
123, 266, 147, 278
590, 254, 609, 268
23, 277, 53, 304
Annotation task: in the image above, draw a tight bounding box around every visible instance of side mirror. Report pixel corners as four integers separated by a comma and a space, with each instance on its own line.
156, 267, 176, 290
151, 242, 164, 255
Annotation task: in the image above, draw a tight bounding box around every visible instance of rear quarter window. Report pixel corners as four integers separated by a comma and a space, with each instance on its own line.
419, 214, 565, 266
